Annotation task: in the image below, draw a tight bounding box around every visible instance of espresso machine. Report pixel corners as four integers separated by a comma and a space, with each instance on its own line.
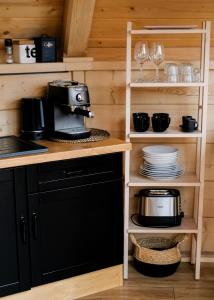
46, 80, 94, 140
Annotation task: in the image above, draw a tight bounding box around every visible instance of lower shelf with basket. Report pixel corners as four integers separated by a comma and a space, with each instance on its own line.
130, 233, 187, 277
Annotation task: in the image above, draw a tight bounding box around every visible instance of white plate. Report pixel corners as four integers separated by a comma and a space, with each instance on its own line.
144, 25, 198, 30
141, 170, 183, 176
143, 162, 180, 168
143, 154, 178, 158
143, 145, 178, 155
140, 170, 184, 176
144, 158, 177, 165
139, 172, 183, 181
142, 164, 183, 171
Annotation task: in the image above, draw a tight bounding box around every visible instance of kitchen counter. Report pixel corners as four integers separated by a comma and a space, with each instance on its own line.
0, 137, 131, 169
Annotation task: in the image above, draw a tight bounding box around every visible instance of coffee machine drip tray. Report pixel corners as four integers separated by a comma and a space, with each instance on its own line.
53, 127, 91, 140
0, 136, 48, 158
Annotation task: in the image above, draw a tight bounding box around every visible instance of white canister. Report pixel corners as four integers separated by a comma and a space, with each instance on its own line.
13, 40, 36, 63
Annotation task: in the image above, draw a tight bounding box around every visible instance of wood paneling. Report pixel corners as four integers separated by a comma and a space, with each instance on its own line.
0, 65, 214, 254
0, 0, 64, 59
88, 0, 214, 60
93, 0, 214, 19
0, 0, 63, 18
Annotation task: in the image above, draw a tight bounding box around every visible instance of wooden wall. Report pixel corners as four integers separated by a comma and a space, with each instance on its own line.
0, 0, 65, 62
0, 0, 214, 257
88, 0, 214, 60
0, 65, 213, 256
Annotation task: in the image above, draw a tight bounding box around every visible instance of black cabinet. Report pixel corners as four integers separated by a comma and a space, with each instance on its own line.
0, 168, 30, 297
0, 152, 123, 297
27, 152, 123, 286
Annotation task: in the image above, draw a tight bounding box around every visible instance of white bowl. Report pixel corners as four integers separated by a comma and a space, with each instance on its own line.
142, 145, 178, 156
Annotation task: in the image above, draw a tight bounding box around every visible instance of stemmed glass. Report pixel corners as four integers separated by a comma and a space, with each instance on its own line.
134, 41, 150, 82
150, 42, 165, 81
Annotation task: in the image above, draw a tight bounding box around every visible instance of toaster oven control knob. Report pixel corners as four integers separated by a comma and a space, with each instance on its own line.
76, 93, 83, 102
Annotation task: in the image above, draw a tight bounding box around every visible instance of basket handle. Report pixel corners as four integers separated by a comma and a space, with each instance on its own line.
129, 234, 142, 251
174, 234, 188, 245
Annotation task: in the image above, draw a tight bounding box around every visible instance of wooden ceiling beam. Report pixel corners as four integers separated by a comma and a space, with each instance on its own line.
63, 0, 96, 57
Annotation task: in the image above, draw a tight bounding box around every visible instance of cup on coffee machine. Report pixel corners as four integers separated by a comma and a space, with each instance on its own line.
152, 113, 170, 132
133, 112, 150, 132
180, 115, 198, 132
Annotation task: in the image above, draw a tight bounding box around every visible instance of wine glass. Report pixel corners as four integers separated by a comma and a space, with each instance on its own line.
150, 42, 165, 81
134, 41, 150, 82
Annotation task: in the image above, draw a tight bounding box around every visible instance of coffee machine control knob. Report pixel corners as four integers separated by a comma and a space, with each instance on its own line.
76, 93, 83, 102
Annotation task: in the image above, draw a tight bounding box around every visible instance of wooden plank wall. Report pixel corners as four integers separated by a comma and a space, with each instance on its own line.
0, 0, 214, 257
88, 0, 214, 60
0, 0, 65, 62
0, 66, 214, 255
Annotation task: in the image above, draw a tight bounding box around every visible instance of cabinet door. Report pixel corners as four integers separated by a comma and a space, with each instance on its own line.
0, 168, 30, 297
29, 179, 123, 286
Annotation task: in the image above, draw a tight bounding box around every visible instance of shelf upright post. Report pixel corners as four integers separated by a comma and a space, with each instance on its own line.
191, 21, 207, 266
194, 20, 211, 280
124, 21, 132, 279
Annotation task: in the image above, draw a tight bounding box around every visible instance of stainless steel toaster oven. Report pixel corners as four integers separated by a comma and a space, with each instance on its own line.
135, 189, 184, 227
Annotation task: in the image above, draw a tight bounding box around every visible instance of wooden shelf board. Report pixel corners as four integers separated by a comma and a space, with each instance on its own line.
0, 63, 68, 74
129, 172, 200, 187
130, 82, 205, 88
128, 217, 198, 234
131, 29, 206, 35
129, 128, 202, 138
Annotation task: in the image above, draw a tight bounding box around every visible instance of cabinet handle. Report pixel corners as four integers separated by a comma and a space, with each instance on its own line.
32, 212, 38, 240
20, 216, 27, 244
63, 169, 83, 177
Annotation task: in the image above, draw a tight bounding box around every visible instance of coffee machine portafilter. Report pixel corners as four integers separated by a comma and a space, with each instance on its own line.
46, 80, 94, 140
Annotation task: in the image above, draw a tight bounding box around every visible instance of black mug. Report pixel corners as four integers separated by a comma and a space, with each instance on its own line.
133, 112, 150, 132
152, 113, 170, 132
181, 116, 198, 132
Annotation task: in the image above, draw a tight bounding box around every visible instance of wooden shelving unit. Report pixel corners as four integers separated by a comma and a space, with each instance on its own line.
124, 21, 211, 280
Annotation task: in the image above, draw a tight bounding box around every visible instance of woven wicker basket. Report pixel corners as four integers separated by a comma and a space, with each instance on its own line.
130, 234, 187, 277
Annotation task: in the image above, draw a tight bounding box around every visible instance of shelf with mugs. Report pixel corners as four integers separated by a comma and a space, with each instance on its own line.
128, 217, 198, 234
129, 171, 200, 187
129, 128, 203, 138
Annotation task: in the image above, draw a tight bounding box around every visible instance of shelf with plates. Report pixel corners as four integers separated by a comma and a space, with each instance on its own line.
129, 128, 203, 138
128, 217, 198, 234
124, 20, 211, 280
129, 172, 200, 187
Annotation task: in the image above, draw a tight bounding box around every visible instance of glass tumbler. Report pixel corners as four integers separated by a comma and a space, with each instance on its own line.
164, 63, 179, 82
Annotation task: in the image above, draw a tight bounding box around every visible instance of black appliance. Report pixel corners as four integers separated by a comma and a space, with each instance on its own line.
0, 136, 47, 158
135, 189, 184, 227
34, 35, 57, 62
20, 98, 45, 140
46, 80, 94, 140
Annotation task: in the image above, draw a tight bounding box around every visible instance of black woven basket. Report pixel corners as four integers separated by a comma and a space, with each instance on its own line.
130, 234, 186, 277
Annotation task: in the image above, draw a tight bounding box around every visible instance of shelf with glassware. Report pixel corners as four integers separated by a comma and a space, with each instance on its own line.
124, 21, 211, 281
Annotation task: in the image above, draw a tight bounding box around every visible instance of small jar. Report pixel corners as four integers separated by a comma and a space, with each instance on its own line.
4, 39, 13, 64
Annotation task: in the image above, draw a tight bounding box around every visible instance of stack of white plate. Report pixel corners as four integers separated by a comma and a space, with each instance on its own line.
139, 145, 184, 180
